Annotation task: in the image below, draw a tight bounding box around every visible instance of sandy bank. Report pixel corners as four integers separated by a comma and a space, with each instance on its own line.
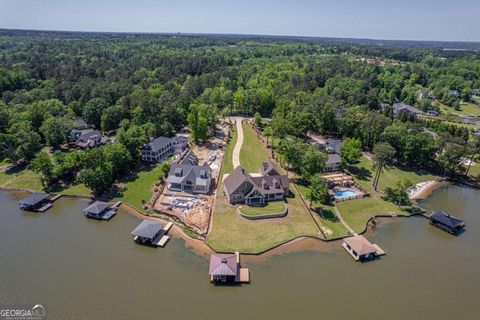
408, 180, 448, 200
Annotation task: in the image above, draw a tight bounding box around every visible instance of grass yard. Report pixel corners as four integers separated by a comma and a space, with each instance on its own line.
56, 183, 91, 197
207, 121, 321, 253
239, 201, 286, 217
350, 156, 441, 195
336, 197, 407, 234
240, 123, 270, 172
0, 169, 43, 192
207, 184, 321, 253
438, 102, 480, 117
114, 163, 165, 212
295, 183, 350, 239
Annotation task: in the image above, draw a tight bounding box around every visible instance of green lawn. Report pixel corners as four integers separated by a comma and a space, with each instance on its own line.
207, 122, 321, 253
350, 156, 441, 194
239, 201, 286, 217
0, 169, 43, 192
438, 102, 480, 117
295, 183, 350, 239
221, 125, 237, 175
336, 197, 407, 234
56, 183, 91, 197
114, 163, 166, 212
240, 123, 270, 172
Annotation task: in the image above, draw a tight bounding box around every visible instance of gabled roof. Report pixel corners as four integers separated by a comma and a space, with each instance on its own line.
260, 160, 280, 176
131, 220, 164, 239
391, 103, 423, 115
18, 193, 49, 206
180, 151, 198, 165
209, 254, 238, 276
166, 164, 211, 185
223, 166, 252, 196
250, 175, 289, 194
83, 201, 110, 214
326, 154, 341, 165
78, 129, 101, 141
144, 137, 172, 152
343, 236, 377, 256
431, 211, 464, 228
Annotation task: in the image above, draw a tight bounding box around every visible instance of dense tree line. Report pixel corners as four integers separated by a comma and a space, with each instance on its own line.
0, 30, 479, 194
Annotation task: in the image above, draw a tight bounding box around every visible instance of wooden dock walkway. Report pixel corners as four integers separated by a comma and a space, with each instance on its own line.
50, 194, 62, 202
37, 203, 53, 212
372, 244, 386, 256
163, 222, 173, 232
156, 235, 170, 247
111, 201, 122, 209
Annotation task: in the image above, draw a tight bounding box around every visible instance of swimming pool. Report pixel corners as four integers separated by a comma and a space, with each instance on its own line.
334, 190, 357, 198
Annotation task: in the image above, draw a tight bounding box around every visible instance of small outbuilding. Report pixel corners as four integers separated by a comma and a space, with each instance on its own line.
342, 235, 383, 261
83, 201, 115, 220
18, 193, 51, 212
429, 211, 465, 235
131, 220, 165, 245
209, 252, 250, 284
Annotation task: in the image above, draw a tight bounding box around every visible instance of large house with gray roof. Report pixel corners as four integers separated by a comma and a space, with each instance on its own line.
386, 102, 423, 118
166, 164, 212, 194
142, 136, 187, 162
223, 161, 289, 206
69, 129, 108, 149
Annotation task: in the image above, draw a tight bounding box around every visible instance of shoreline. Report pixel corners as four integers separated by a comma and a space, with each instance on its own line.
1, 180, 452, 258
409, 179, 448, 201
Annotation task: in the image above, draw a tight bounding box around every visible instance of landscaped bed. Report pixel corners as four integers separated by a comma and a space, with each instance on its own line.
239, 201, 287, 218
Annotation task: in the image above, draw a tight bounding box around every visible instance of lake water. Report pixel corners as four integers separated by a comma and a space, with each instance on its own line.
0, 185, 479, 320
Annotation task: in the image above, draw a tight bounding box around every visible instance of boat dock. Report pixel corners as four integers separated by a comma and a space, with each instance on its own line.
50, 194, 62, 202
209, 252, 250, 284
18, 192, 53, 213
155, 235, 170, 247
111, 201, 122, 209
154, 222, 173, 247
37, 203, 53, 212
342, 235, 385, 262
83, 201, 117, 221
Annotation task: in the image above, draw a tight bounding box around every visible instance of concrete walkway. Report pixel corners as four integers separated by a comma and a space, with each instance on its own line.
232, 118, 244, 169
333, 206, 357, 236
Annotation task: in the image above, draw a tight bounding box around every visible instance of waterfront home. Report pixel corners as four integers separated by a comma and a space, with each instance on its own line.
324, 154, 341, 172
385, 102, 423, 118
18, 193, 52, 212
209, 252, 249, 284
342, 235, 383, 261
83, 201, 116, 220
131, 220, 165, 245
166, 164, 212, 194
316, 137, 342, 155
448, 90, 459, 97
223, 162, 289, 206
181, 151, 199, 165
429, 211, 465, 235
142, 136, 188, 162
69, 129, 108, 149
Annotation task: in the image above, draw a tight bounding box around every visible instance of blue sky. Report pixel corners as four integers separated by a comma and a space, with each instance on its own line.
0, 0, 479, 41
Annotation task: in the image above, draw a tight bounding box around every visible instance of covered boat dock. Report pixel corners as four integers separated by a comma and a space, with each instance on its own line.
429, 211, 465, 235
209, 252, 250, 284
131, 220, 171, 247
18, 193, 52, 212
342, 235, 385, 261
83, 201, 116, 220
